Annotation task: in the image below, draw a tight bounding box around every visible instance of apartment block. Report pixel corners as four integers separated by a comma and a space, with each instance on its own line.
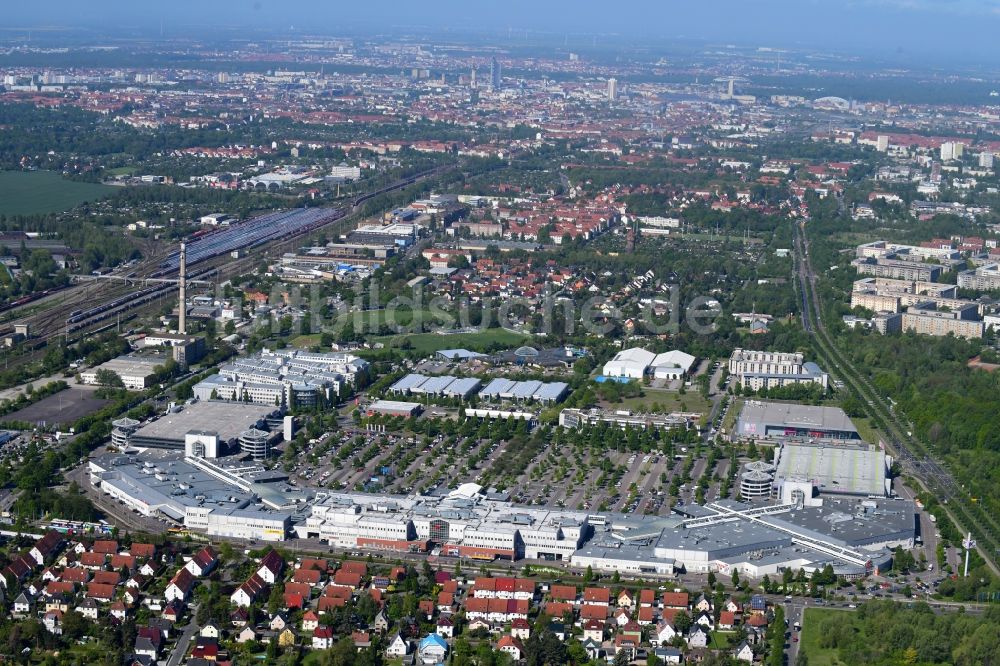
901, 303, 984, 339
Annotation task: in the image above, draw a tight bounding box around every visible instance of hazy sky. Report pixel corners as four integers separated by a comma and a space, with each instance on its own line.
5, 0, 1000, 66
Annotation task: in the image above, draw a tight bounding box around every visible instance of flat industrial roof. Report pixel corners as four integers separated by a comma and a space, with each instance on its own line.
774, 442, 886, 496
769, 497, 914, 548
736, 401, 858, 437
131, 401, 279, 444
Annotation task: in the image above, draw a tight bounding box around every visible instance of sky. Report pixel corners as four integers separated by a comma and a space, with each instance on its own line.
5, 0, 1000, 66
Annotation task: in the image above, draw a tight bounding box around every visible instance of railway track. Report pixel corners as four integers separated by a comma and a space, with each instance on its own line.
8, 163, 453, 350
793, 221, 1000, 575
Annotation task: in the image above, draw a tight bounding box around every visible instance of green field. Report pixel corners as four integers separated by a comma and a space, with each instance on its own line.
0, 170, 113, 215
612, 388, 712, 415
800, 607, 852, 666
373, 328, 531, 354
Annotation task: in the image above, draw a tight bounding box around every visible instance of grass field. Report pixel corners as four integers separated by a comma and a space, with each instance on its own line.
612, 388, 712, 415
0, 170, 113, 215
800, 607, 852, 666
852, 416, 886, 446
373, 328, 530, 354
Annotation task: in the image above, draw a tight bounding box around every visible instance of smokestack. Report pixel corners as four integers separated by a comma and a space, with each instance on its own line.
178, 241, 186, 335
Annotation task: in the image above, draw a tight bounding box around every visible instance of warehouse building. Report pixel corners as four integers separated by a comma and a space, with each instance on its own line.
601, 348, 696, 380
366, 400, 423, 418
477, 378, 569, 403
80, 355, 166, 390
773, 441, 891, 501
388, 374, 482, 399
88, 452, 292, 541
733, 401, 859, 442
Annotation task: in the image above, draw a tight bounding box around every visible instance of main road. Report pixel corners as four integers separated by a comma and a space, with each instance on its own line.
792, 221, 999, 576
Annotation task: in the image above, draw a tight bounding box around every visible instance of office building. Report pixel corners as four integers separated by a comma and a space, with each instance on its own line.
489, 56, 501, 91
728, 349, 828, 391
192, 349, 368, 408
559, 408, 700, 432
607, 78, 617, 102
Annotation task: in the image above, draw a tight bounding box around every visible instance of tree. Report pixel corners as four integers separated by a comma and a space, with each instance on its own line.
94, 368, 125, 388
673, 611, 692, 634
732, 569, 740, 588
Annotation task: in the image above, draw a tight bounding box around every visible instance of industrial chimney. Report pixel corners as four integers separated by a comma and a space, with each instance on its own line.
178, 241, 186, 335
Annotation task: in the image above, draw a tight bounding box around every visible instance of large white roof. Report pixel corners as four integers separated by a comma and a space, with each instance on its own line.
652, 350, 696, 372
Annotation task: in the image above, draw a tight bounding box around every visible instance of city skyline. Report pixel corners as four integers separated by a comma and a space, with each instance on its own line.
3, 1, 1000, 66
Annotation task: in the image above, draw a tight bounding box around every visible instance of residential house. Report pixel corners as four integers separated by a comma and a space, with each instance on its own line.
418, 634, 449, 665
582, 638, 603, 661
301, 610, 320, 632
655, 646, 684, 664
498, 636, 525, 661
662, 591, 689, 610
387, 634, 411, 658
734, 641, 755, 663
270, 613, 288, 632
583, 587, 611, 606
231, 574, 267, 608
185, 546, 218, 578
436, 616, 455, 638
13, 591, 33, 617
30, 532, 63, 566
76, 598, 99, 620
312, 626, 335, 650
615, 635, 639, 663
257, 551, 285, 585
687, 625, 709, 648
510, 618, 530, 641
352, 631, 372, 650
582, 619, 604, 643
373, 609, 390, 634
165, 568, 195, 602
43, 609, 64, 635
236, 627, 257, 644
278, 628, 297, 648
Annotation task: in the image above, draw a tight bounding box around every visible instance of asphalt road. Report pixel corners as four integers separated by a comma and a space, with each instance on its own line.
166, 617, 199, 666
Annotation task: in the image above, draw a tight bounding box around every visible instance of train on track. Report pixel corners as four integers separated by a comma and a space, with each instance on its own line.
0, 285, 70, 316
65, 267, 214, 333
